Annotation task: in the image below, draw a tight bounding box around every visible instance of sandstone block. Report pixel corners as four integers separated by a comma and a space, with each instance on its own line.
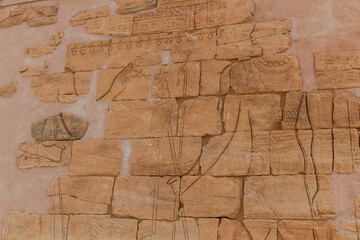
20, 61, 49, 77
0, 80, 17, 97
130, 137, 201, 176
116, 0, 157, 14
112, 176, 180, 220
48, 176, 114, 215
231, 54, 302, 94
282, 91, 303, 130
306, 91, 334, 129
178, 96, 222, 136
105, 99, 178, 138
0, 8, 10, 23
181, 176, 242, 218
333, 90, 360, 128
85, 15, 133, 36
96, 66, 151, 101
312, 129, 333, 174
200, 60, 231, 96
67, 215, 138, 240
17, 141, 72, 169
26, 32, 63, 57
153, 62, 200, 98
70, 6, 110, 26
138, 218, 218, 240
108, 51, 162, 69
243, 220, 278, 240
74, 72, 91, 94
31, 113, 88, 141
224, 94, 282, 132
218, 219, 252, 240
333, 129, 354, 174
70, 140, 122, 176
315, 51, 360, 89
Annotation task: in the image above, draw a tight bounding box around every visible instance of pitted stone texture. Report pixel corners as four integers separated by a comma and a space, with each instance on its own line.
20, 61, 49, 77
17, 141, 71, 169
112, 177, 180, 220
70, 140, 122, 176
306, 91, 334, 129
70, 6, 110, 26
116, 0, 157, 14
200, 60, 231, 96
31, 113, 88, 141
48, 176, 114, 215
130, 137, 201, 176
0, 80, 17, 97
26, 32, 63, 57
333, 90, 360, 128
85, 15, 133, 36
105, 99, 178, 139
67, 215, 137, 240
180, 176, 242, 218
282, 91, 303, 130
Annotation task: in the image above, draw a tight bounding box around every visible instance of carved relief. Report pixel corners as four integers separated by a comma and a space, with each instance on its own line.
116, 0, 157, 14
70, 6, 110, 26
26, 32, 63, 57
200, 60, 231, 96
85, 14, 133, 36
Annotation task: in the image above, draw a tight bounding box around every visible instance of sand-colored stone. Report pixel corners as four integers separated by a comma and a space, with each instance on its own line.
296, 95, 312, 130
130, 137, 201, 176
316, 51, 360, 90
74, 72, 91, 94
333, 90, 360, 128
70, 6, 110, 26
171, 28, 217, 62
26, 32, 63, 57
282, 91, 303, 130
0, 8, 10, 23
17, 141, 72, 170
2, 212, 68, 240
65, 40, 110, 72
0, 80, 17, 97
333, 129, 354, 174
105, 99, 178, 138
200, 60, 231, 96
180, 176, 242, 218
218, 219, 251, 240
306, 91, 334, 129
112, 176, 180, 220
138, 218, 218, 240
20, 61, 49, 77
224, 94, 282, 132
243, 220, 278, 240
153, 62, 200, 98
231, 54, 302, 94
269, 130, 304, 175
133, 6, 195, 35
178, 96, 222, 136
70, 140, 122, 176
96, 66, 150, 101
31, 113, 88, 141
85, 14, 133, 36
67, 215, 138, 240
48, 176, 114, 215
31, 72, 90, 103
312, 129, 333, 174
108, 51, 162, 69
116, 0, 157, 14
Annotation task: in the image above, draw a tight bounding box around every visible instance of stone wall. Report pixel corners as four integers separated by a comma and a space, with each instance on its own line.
1, 0, 360, 239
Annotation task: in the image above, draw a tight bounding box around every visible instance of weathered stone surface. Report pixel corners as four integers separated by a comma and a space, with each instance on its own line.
195, 0, 254, 29
17, 141, 72, 169
244, 175, 335, 219
108, 51, 162, 69
105, 99, 178, 138
231, 54, 302, 94
333, 90, 360, 128
65, 40, 110, 72
20, 61, 49, 77
224, 94, 282, 132
269, 130, 304, 175
85, 15, 133, 36
218, 219, 251, 240
316, 51, 360, 90
243, 220, 278, 240
0, 80, 17, 97
171, 28, 217, 62
112, 177, 180, 220
31, 72, 90, 103
312, 129, 333, 174
48, 176, 114, 215
26, 32, 63, 57
138, 218, 218, 240
0, 8, 10, 23
130, 137, 201, 176
153, 62, 200, 98
70, 6, 110, 26
133, 6, 195, 35
334, 129, 355, 174
282, 91, 303, 130
96, 66, 151, 101
296, 94, 312, 130
2, 212, 68, 240
306, 91, 334, 129
70, 140, 122, 176
200, 60, 231, 96
178, 96, 222, 136
74, 72, 91, 94
67, 215, 138, 240
116, 0, 157, 14
31, 113, 88, 141
181, 176, 242, 218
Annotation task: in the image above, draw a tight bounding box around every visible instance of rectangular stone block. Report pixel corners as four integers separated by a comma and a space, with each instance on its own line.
200, 60, 231, 96
333, 90, 360, 128
112, 176, 180, 220
96, 66, 151, 101
181, 176, 242, 218
243, 220, 278, 240
178, 96, 222, 136
153, 62, 200, 98
48, 176, 114, 215
312, 129, 333, 174
108, 51, 162, 69
282, 91, 303, 130
224, 94, 282, 132
67, 215, 138, 240
70, 6, 111, 26
307, 91, 334, 129
230, 54, 302, 94
333, 129, 354, 174
315, 51, 360, 89
105, 99, 178, 138
278, 221, 341, 239
130, 137, 201, 176
116, 0, 157, 14
85, 14, 133, 36
70, 140, 122, 176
